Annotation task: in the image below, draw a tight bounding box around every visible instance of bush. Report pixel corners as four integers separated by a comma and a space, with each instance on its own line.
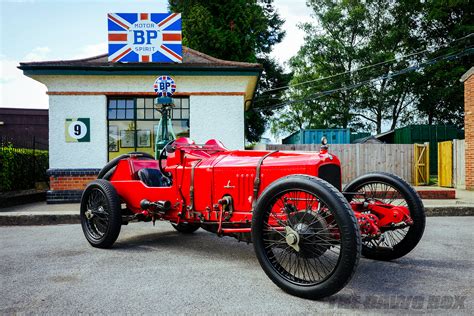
0, 145, 49, 192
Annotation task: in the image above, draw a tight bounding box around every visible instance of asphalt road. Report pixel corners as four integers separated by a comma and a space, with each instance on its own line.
1, 217, 473, 314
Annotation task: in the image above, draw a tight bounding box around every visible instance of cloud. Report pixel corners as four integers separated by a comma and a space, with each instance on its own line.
0, 42, 107, 109
0, 46, 51, 108
271, 0, 313, 69
72, 42, 107, 59
23, 46, 51, 61
0, 56, 48, 109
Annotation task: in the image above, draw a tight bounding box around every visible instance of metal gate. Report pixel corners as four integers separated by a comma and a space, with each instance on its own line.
414, 143, 430, 186
438, 141, 453, 187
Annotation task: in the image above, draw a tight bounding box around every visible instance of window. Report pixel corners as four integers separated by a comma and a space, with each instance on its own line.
107, 97, 190, 160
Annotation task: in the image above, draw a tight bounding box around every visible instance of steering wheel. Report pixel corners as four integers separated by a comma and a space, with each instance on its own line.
158, 140, 176, 179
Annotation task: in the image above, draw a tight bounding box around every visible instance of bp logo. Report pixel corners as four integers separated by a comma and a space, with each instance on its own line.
108, 13, 182, 63
65, 118, 90, 142
154, 76, 176, 97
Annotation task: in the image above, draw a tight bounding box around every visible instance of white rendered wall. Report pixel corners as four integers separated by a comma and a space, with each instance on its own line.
31, 74, 255, 168
190, 95, 244, 149
32, 75, 256, 100
49, 95, 107, 169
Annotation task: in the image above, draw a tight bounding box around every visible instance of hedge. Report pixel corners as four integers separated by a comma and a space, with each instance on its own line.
0, 144, 49, 192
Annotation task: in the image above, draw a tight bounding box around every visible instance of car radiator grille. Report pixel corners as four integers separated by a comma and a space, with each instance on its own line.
317, 164, 342, 191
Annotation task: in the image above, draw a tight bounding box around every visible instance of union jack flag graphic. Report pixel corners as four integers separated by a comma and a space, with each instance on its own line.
108, 13, 182, 63
154, 76, 177, 97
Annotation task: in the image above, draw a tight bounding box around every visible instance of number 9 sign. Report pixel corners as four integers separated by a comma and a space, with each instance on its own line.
65, 118, 91, 142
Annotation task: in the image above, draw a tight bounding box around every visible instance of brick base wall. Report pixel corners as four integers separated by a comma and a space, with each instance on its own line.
464, 72, 474, 190
47, 169, 100, 203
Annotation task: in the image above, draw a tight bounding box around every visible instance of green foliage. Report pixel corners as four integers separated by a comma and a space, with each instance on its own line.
0, 146, 49, 192
414, 0, 474, 127
169, 0, 288, 142
270, 0, 472, 136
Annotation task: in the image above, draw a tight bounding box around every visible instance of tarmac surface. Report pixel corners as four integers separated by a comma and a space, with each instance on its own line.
1, 217, 472, 314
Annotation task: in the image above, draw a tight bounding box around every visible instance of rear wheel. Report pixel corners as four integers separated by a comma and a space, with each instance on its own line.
252, 175, 361, 299
344, 172, 425, 261
80, 180, 122, 248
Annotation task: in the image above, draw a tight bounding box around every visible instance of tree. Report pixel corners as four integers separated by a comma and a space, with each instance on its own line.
269, 0, 472, 136
268, 0, 369, 135
168, 0, 288, 142
270, 0, 425, 135
414, 0, 473, 128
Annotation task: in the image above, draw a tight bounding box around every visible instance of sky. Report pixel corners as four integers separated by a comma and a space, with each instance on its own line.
0, 0, 312, 109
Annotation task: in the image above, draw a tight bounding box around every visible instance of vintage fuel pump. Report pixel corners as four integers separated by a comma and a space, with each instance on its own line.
153, 76, 177, 158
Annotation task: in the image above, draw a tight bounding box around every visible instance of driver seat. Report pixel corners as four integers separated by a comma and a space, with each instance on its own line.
137, 168, 170, 187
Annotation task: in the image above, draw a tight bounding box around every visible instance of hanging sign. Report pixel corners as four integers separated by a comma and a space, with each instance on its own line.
154, 76, 176, 98
65, 118, 90, 142
108, 13, 182, 63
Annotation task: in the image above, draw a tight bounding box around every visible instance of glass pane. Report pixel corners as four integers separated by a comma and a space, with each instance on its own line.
145, 98, 154, 108
145, 109, 154, 119
126, 109, 134, 119
137, 109, 145, 119
173, 120, 190, 138
136, 121, 156, 157
172, 108, 180, 119
108, 109, 117, 119
108, 120, 135, 160
108, 99, 117, 109
117, 109, 126, 119
126, 100, 134, 109
181, 98, 189, 108
117, 100, 126, 109
182, 109, 189, 119
136, 98, 145, 108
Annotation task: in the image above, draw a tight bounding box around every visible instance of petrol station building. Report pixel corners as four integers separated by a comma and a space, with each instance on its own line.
19, 47, 262, 203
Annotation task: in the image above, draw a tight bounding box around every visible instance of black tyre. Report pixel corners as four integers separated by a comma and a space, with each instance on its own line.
344, 172, 426, 261
171, 222, 200, 234
252, 175, 361, 300
80, 179, 122, 248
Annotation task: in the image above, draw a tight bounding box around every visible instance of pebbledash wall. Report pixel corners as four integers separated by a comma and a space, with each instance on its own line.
20, 48, 262, 203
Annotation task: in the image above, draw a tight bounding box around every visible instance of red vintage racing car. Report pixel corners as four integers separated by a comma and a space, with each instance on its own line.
80, 137, 425, 299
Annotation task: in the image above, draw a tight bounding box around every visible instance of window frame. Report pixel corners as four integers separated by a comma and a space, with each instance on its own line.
106, 96, 190, 160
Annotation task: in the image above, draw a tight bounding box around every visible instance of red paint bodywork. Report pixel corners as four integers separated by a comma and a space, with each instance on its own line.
109, 138, 412, 237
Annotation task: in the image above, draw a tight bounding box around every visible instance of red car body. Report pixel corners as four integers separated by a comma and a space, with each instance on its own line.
109, 137, 411, 238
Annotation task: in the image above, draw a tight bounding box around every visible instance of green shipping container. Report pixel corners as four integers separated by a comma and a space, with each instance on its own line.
394, 125, 459, 175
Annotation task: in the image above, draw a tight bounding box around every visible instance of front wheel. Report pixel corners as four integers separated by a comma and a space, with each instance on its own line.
252, 175, 361, 300
344, 172, 426, 261
80, 179, 122, 248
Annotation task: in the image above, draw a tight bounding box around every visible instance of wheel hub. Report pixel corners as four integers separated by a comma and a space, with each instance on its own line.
85, 210, 93, 219
285, 226, 300, 252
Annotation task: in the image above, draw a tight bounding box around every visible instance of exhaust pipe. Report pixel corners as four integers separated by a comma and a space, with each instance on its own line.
140, 199, 171, 212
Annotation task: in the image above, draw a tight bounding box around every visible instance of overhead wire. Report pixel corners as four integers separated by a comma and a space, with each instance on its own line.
256, 32, 473, 97
253, 46, 473, 111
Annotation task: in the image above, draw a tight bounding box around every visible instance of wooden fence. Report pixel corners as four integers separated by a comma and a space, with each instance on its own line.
266, 144, 414, 184
453, 139, 465, 189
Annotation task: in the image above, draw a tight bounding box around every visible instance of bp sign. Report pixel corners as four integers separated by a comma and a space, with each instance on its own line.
108, 13, 182, 63
154, 76, 176, 97
65, 118, 90, 142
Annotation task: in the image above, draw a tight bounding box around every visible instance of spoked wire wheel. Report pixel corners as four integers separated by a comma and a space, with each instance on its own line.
80, 179, 122, 248
349, 181, 410, 249
344, 172, 426, 261
262, 190, 342, 285
84, 189, 111, 240
253, 175, 360, 299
